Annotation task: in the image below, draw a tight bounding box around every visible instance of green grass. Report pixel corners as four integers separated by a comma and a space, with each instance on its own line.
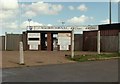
66, 53, 120, 62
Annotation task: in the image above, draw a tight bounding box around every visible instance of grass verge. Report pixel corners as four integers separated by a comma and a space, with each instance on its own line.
66, 53, 120, 62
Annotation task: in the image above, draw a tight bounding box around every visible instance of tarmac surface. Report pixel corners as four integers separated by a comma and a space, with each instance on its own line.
2, 59, 118, 82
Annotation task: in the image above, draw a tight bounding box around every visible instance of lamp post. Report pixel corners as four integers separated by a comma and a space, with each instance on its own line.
28, 19, 32, 30
61, 21, 65, 26
59, 19, 65, 26
28, 19, 31, 28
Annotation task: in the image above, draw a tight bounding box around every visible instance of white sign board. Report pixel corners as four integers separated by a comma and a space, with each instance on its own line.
27, 25, 98, 31
29, 44, 38, 50
60, 45, 69, 50
58, 33, 71, 45
28, 33, 40, 38
28, 41, 40, 45
58, 33, 71, 50
27, 33, 40, 50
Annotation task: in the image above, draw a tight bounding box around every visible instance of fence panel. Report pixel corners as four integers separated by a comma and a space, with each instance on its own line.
101, 36, 118, 52
0, 36, 5, 51
74, 34, 83, 51
6, 34, 22, 51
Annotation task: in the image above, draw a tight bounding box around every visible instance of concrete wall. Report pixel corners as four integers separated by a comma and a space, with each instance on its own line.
6, 34, 22, 51
74, 34, 83, 51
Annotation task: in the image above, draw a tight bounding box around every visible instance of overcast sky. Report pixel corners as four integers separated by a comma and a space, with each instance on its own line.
0, 0, 119, 35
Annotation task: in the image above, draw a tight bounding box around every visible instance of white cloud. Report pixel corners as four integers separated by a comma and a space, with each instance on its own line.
68, 6, 75, 10
20, 21, 43, 29
20, 20, 53, 29
100, 19, 118, 24
68, 4, 88, 12
47, 24, 53, 26
0, 0, 19, 20
67, 15, 93, 24
24, 11, 37, 17
8, 22, 18, 29
0, 0, 18, 10
112, 0, 120, 2
0, 10, 18, 20
22, 2, 63, 17
1, 22, 18, 29
77, 4, 88, 12
1, 20, 53, 31
100, 19, 110, 24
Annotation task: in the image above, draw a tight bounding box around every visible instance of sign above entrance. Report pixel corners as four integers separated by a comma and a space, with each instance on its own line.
27, 25, 98, 31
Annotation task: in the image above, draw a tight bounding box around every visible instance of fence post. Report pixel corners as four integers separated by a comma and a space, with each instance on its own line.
71, 28, 74, 58
19, 41, 25, 65
5, 32, 7, 51
97, 30, 100, 54
119, 32, 120, 53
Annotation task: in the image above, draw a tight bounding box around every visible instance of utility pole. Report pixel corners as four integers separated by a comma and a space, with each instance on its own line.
109, 0, 112, 24
118, 0, 120, 22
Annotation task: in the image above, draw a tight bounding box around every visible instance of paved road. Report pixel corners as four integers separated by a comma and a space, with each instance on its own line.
2, 59, 118, 82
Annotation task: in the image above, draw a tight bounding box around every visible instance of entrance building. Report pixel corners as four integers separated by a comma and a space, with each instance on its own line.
22, 26, 72, 51
2, 25, 98, 51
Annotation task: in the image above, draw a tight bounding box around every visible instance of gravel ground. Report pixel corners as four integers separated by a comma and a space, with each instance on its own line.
1, 51, 99, 68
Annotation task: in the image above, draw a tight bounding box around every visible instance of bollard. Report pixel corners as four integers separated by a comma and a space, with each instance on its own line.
19, 41, 25, 65
97, 30, 100, 54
